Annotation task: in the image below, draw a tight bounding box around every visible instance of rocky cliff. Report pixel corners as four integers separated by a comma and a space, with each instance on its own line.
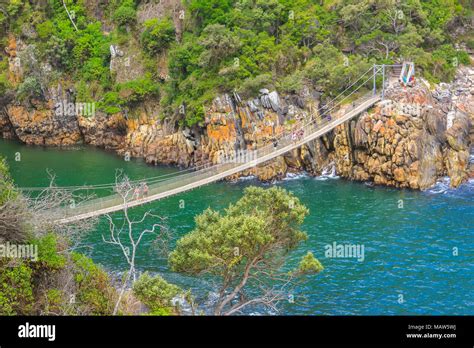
122, 90, 327, 181
1, 37, 472, 189
116, 67, 473, 189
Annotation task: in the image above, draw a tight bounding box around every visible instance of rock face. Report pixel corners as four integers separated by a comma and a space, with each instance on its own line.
122, 91, 330, 181
332, 100, 465, 189
0, 36, 82, 146
121, 73, 472, 189
78, 112, 126, 151
1, 39, 472, 190
1, 78, 89, 146
5, 35, 23, 87
109, 44, 145, 84
0, 102, 16, 140
5, 103, 82, 146
332, 67, 473, 189
137, 0, 185, 41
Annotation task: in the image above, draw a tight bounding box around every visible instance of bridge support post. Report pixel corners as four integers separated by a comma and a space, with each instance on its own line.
381, 64, 385, 100
373, 65, 377, 96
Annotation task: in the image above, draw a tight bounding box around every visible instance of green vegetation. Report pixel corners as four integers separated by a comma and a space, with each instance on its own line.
113, 0, 137, 28
34, 233, 67, 270
0, 158, 26, 244
0, 156, 176, 316
0, 231, 118, 315
16, 77, 42, 101
141, 18, 176, 55
0, 157, 16, 205
71, 252, 117, 315
1, 0, 471, 126
169, 186, 322, 315
133, 272, 182, 315
162, 0, 472, 124
0, 260, 34, 315
0, 0, 472, 316
98, 75, 160, 113
297, 251, 324, 274
0, 59, 10, 97
1, 160, 324, 315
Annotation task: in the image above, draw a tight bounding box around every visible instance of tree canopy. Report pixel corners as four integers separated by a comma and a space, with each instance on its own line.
0, 0, 471, 125
169, 186, 323, 315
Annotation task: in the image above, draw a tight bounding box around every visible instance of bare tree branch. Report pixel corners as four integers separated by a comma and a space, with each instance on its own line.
103, 170, 170, 315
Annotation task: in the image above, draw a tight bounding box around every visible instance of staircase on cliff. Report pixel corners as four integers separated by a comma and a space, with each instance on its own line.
390, 65, 403, 84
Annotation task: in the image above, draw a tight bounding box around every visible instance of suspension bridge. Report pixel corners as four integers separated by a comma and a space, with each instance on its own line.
23, 64, 409, 223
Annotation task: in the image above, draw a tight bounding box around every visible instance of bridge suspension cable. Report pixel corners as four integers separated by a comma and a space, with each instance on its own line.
18, 66, 384, 194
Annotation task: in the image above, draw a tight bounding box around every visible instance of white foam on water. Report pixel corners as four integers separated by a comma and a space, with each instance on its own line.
424, 175, 474, 198
282, 172, 309, 181
425, 176, 474, 194
426, 177, 451, 194
316, 162, 340, 180
237, 175, 257, 181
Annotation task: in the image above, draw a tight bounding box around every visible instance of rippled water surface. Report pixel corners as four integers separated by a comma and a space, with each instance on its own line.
2, 138, 473, 315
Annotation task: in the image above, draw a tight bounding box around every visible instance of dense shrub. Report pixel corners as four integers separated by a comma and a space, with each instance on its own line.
0, 157, 28, 244
141, 18, 175, 55
0, 259, 34, 315
113, 1, 136, 28
7, 0, 22, 17
238, 73, 273, 98
16, 77, 42, 101
98, 75, 160, 114
0, 232, 118, 315
467, 39, 474, 50
117, 76, 160, 103
132, 272, 182, 315
71, 252, 117, 315
0, 158, 17, 205
34, 233, 66, 270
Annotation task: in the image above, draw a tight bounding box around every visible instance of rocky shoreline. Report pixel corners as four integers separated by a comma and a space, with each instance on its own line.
1, 35, 473, 190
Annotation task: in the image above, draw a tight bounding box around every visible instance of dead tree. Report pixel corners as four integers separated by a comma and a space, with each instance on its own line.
102, 170, 170, 315
22, 170, 98, 246
0, 170, 97, 245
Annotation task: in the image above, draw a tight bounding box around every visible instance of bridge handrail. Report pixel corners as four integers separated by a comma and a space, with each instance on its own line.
54, 94, 378, 219
50, 68, 383, 221
21, 68, 378, 194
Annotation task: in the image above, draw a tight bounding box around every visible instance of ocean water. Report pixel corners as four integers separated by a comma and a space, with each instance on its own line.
1, 138, 473, 315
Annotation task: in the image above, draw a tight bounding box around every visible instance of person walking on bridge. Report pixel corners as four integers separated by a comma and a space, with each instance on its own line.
297, 128, 304, 141
273, 137, 278, 149
133, 186, 140, 200
291, 131, 297, 143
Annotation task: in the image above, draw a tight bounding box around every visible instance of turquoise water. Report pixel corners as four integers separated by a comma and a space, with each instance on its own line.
1, 138, 473, 315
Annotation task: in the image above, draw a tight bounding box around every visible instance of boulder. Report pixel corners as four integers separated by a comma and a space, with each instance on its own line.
446, 111, 470, 151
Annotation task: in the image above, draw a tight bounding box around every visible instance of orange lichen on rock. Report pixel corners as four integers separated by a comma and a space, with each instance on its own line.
207, 122, 236, 143
6, 35, 22, 85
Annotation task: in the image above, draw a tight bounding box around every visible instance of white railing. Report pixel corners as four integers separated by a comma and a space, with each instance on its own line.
52, 70, 382, 223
